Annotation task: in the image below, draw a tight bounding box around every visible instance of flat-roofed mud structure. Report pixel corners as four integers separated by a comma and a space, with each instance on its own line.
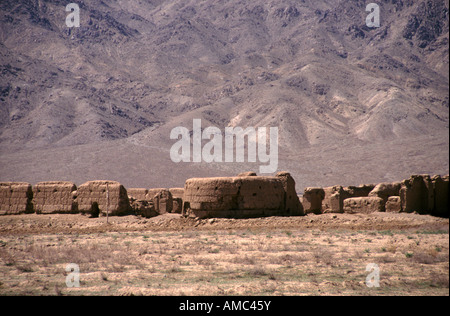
76, 180, 131, 217
182, 172, 303, 219
32, 181, 77, 214
0, 182, 33, 215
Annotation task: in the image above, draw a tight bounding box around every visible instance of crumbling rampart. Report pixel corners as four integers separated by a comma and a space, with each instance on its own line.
0, 173, 448, 219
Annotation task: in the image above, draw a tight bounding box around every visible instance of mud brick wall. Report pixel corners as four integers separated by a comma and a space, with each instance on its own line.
182, 172, 302, 219
0, 173, 447, 218
0, 182, 33, 215
33, 181, 77, 214
76, 180, 131, 216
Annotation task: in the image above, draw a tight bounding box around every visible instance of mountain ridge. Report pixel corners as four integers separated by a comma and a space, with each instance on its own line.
0, 0, 448, 192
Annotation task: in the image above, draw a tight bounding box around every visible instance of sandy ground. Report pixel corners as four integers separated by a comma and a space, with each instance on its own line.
0, 212, 448, 296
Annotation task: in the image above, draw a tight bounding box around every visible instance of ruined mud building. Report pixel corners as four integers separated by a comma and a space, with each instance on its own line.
0, 173, 448, 219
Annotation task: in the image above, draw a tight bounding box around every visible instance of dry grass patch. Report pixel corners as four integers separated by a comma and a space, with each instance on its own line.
0, 225, 448, 296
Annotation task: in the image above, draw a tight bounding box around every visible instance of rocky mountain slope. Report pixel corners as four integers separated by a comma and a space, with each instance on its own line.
0, 0, 448, 191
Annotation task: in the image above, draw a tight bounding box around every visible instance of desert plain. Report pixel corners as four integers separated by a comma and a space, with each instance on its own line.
0, 212, 448, 296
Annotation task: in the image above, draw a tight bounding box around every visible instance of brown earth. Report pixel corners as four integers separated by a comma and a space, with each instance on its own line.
0, 212, 448, 235
0, 213, 448, 296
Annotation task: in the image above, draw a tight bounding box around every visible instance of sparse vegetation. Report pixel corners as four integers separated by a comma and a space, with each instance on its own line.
0, 213, 448, 296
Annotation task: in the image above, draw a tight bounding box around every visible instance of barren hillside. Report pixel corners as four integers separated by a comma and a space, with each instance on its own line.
0, 0, 448, 191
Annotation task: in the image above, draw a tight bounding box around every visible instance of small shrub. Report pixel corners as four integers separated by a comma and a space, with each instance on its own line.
16, 264, 33, 273
247, 266, 269, 277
